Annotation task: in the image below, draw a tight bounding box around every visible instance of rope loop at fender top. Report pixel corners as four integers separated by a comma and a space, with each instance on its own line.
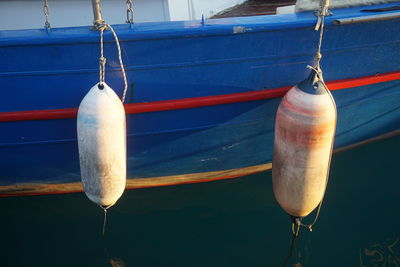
97, 24, 128, 103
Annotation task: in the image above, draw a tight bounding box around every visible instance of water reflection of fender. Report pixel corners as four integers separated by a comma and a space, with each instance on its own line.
110, 257, 126, 267
360, 237, 400, 266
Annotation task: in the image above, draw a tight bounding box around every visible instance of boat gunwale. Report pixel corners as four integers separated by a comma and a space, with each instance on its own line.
0, 2, 399, 47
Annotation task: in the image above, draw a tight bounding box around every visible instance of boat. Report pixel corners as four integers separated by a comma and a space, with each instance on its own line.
0, 0, 399, 196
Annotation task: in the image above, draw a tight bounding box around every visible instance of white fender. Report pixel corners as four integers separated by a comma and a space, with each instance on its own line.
272, 74, 336, 218
77, 82, 126, 208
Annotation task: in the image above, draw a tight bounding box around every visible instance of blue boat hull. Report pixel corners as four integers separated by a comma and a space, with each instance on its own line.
0, 3, 400, 194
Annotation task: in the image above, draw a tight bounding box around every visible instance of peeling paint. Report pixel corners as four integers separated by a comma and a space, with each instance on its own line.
233, 26, 247, 33
200, 157, 218, 162
222, 143, 237, 150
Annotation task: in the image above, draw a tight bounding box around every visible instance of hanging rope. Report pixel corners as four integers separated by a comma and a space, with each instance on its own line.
291, 217, 302, 237
99, 27, 106, 88
312, 0, 330, 81
43, 0, 51, 29
102, 208, 108, 235
284, 228, 300, 267
98, 24, 129, 103
294, 0, 337, 234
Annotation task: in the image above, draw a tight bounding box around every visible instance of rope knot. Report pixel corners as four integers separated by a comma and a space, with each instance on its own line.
94, 22, 107, 31
99, 56, 106, 66
307, 65, 323, 82
99, 56, 106, 86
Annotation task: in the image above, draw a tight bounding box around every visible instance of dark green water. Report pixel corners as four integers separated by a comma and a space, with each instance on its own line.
1, 135, 399, 267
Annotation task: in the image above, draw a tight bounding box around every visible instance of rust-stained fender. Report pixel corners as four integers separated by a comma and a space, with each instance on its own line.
272, 72, 336, 218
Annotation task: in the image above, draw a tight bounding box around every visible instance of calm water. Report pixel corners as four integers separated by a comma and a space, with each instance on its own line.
1, 135, 399, 267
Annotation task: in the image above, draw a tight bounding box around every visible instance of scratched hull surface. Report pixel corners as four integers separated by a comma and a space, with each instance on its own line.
0, 3, 400, 190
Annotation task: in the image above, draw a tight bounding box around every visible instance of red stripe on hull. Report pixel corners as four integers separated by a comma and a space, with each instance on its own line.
1, 71, 399, 122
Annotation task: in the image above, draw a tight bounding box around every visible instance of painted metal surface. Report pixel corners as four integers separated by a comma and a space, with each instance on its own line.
0, 2, 400, 193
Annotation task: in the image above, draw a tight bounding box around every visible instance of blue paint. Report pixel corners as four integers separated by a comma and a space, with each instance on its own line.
0, 3, 400, 186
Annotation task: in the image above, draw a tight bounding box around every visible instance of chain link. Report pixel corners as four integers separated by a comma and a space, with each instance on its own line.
43, 0, 51, 29
126, 0, 134, 24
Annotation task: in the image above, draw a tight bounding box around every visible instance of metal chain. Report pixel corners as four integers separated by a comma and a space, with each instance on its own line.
43, 0, 51, 29
98, 24, 129, 103
126, 0, 134, 24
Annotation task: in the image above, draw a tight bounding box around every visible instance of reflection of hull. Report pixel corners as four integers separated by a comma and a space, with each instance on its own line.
1, 3, 400, 196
